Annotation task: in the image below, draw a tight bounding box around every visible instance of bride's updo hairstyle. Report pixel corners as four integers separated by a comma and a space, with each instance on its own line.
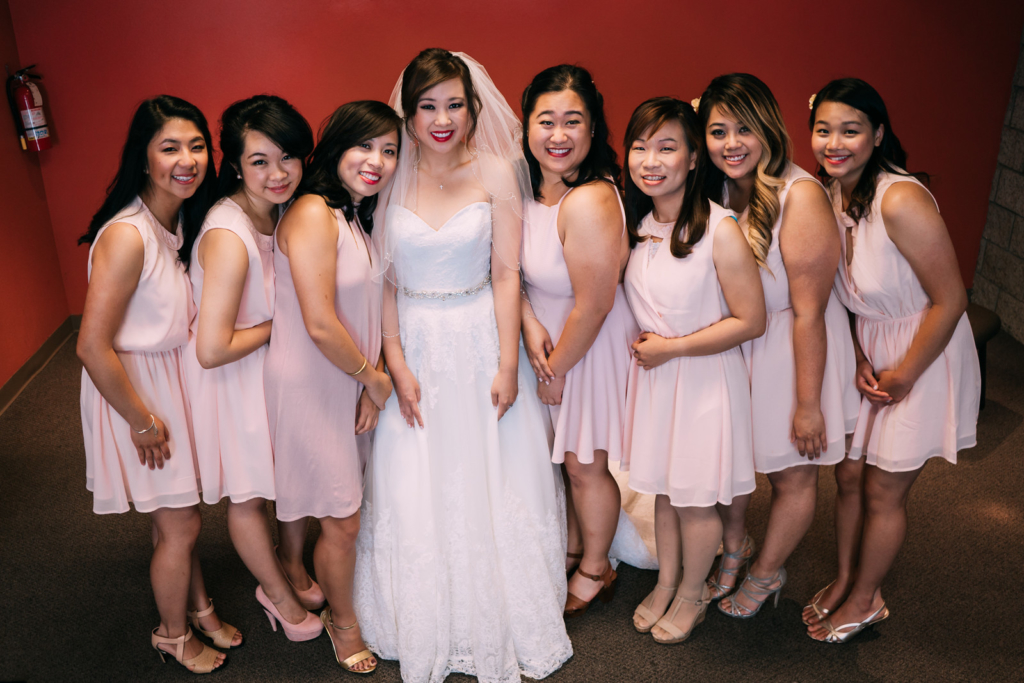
400, 48, 482, 143
296, 100, 402, 234
697, 73, 790, 270
623, 97, 710, 258
521, 64, 620, 201
809, 78, 921, 223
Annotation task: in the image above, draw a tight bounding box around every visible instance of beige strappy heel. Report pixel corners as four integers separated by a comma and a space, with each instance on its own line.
187, 600, 241, 649
633, 584, 679, 633
651, 585, 711, 645
321, 606, 377, 674
151, 626, 224, 674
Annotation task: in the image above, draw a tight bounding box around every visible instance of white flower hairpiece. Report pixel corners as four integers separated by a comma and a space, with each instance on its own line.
691, 97, 701, 113
808, 94, 816, 110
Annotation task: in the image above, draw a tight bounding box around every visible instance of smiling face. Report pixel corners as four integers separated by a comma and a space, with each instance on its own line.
410, 78, 469, 155
527, 89, 592, 182
629, 119, 695, 207
237, 129, 303, 206
337, 129, 400, 204
811, 101, 883, 186
705, 105, 763, 181
144, 118, 208, 201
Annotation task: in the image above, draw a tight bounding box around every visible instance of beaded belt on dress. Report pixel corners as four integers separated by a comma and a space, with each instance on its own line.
400, 275, 491, 301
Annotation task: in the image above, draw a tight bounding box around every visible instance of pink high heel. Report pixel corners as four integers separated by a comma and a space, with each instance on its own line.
274, 546, 326, 611
254, 585, 323, 641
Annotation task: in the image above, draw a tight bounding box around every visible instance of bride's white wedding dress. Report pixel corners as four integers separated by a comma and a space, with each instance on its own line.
353, 201, 573, 683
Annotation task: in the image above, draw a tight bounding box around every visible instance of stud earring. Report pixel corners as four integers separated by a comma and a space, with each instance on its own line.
237, 173, 242, 179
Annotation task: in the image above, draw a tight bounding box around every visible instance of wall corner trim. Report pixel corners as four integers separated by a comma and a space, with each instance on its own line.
0, 315, 77, 415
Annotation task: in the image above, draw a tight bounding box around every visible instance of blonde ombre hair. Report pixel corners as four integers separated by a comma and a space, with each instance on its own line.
696, 73, 792, 270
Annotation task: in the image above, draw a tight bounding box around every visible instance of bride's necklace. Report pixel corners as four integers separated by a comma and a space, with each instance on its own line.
416, 156, 463, 191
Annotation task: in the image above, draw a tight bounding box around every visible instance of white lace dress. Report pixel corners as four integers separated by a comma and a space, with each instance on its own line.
353, 201, 573, 683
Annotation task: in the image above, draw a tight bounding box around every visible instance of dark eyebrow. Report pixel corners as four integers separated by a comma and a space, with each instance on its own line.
656, 137, 678, 143
246, 151, 267, 158
536, 109, 586, 117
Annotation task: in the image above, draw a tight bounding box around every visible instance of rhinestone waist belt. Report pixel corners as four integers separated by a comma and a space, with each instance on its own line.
400, 274, 492, 301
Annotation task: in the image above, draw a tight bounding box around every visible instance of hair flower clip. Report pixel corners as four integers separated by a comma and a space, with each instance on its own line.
808, 94, 816, 110
690, 97, 700, 113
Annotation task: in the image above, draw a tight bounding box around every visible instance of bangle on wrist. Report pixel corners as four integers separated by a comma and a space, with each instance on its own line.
347, 358, 368, 376
134, 414, 158, 436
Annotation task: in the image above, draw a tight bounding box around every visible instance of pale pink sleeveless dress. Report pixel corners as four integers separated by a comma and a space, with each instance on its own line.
265, 210, 382, 520
831, 172, 980, 472
733, 164, 860, 473
184, 198, 276, 504
80, 196, 200, 514
622, 203, 756, 507
521, 185, 640, 464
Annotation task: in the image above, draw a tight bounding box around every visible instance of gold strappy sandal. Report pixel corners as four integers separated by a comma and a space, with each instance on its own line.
151, 626, 224, 674
321, 606, 377, 674
188, 599, 241, 649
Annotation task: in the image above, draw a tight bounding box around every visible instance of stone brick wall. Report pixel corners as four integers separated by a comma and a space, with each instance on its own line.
974, 29, 1024, 343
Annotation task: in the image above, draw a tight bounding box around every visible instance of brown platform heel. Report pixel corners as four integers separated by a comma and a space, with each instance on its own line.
564, 561, 617, 618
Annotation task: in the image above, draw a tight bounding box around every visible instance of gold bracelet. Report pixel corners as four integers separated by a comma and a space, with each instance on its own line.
347, 358, 368, 376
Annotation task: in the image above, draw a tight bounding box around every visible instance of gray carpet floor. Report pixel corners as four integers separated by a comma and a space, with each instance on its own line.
1, 332, 1023, 683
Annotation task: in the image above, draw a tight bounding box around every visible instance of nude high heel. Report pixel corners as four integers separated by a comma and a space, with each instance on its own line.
255, 585, 324, 641
275, 545, 326, 611
651, 584, 711, 645
151, 627, 224, 674
187, 599, 241, 650
633, 584, 679, 633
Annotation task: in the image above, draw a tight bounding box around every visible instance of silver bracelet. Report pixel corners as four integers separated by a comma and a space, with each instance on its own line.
134, 414, 158, 436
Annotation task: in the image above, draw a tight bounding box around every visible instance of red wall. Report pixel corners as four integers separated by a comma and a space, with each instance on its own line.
0, 0, 68, 388
9, 0, 1024, 314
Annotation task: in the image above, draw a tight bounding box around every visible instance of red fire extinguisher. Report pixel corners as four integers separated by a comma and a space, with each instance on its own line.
6, 65, 51, 151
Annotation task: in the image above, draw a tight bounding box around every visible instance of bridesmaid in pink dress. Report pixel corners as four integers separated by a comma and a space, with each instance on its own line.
804, 79, 979, 642
520, 64, 639, 614
183, 95, 323, 642
77, 96, 229, 673
621, 97, 766, 644
692, 75, 860, 619
263, 101, 399, 673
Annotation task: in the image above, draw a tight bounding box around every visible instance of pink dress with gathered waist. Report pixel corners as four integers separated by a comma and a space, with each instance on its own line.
80, 196, 200, 514
622, 203, 756, 507
522, 185, 640, 464
184, 197, 276, 504
831, 171, 979, 472
732, 164, 860, 473
265, 210, 381, 520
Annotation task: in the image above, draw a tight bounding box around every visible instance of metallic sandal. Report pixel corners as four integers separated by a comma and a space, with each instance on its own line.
718, 567, 787, 618
321, 607, 377, 674
811, 602, 890, 643
802, 581, 837, 626
706, 535, 754, 600
651, 585, 710, 645
187, 600, 241, 649
633, 584, 679, 633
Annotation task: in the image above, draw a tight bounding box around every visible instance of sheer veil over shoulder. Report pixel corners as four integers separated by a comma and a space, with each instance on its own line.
353, 51, 573, 683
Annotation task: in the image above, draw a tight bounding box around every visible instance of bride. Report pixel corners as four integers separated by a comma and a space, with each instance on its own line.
352, 49, 573, 683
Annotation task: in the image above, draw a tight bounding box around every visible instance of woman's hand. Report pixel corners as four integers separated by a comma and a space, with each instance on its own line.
537, 375, 565, 406
364, 367, 393, 410
791, 405, 827, 459
355, 388, 381, 435
522, 316, 555, 383
876, 369, 913, 404
632, 332, 676, 370
491, 366, 519, 420
855, 358, 892, 406
391, 365, 424, 428
131, 414, 171, 470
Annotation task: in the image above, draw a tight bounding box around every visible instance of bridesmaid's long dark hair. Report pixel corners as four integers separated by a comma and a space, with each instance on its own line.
623, 97, 710, 259
296, 101, 401, 234
521, 64, 620, 202
809, 78, 925, 223
79, 95, 217, 266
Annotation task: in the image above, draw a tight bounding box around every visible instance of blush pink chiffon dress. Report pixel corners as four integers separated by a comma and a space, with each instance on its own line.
622, 203, 756, 507
733, 164, 860, 473
80, 196, 201, 514
183, 197, 277, 504
830, 172, 980, 472
264, 211, 381, 521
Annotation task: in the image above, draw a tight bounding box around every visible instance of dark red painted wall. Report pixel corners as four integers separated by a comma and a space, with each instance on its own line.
9, 0, 1024, 314
0, 0, 68, 388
